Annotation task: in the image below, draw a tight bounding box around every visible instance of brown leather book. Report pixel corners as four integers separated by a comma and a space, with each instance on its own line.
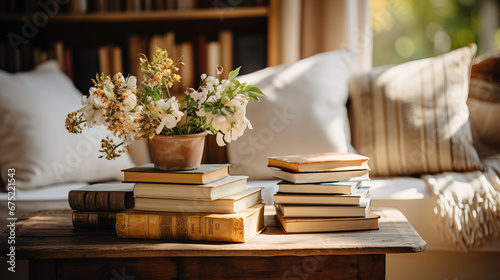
68, 183, 134, 211
72, 211, 119, 229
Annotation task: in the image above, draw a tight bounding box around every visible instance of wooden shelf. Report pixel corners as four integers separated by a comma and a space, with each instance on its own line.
0, 6, 268, 22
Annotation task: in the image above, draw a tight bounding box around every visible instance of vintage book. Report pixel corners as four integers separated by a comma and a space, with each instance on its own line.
98, 45, 112, 75
133, 175, 248, 200
116, 203, 266, 242
68, 183, 134, 211
268, 152, 370, 172
219, 30, 233, 74
111, 46, 123, 74
270, 167, 370, 184
278, 180, 362, 195
275, 209, 379, 234
274, 187, 370, 205
275, 198, 371, 218
193, 34, 208, 83
178, 41, 194, 92
134, 187, 263, 214
206, 41, 221, 76
72, 211, 119, 229
123, 163, 230, 184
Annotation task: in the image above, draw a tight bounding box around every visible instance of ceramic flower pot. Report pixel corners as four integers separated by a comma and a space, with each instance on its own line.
148, 132, 207, 171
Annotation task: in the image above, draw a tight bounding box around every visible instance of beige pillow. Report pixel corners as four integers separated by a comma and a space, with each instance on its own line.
228, 50, 355, 179
349, 44, 484, 176
0, 61, 135, 190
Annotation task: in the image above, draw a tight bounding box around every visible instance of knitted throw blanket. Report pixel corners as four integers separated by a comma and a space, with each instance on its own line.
422, 163, 500, 251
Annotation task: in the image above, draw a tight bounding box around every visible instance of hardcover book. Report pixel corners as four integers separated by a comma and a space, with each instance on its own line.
270, 167, 370, 184
275, 197, 371, 218
277, 181, 362, 194
274, 187, 370, 205
268, 152, 369, 172
275, 209, 380, 234
122, 164, 230, 184
133, 176, 248, 200
134, 187, 263, 214
68, 183, 134, 211
116, 203, 266, 242
72, 211, 119, 229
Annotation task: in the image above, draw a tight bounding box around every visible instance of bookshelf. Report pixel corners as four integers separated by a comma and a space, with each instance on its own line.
0, 6, 269, 22
0, 0, 279, 164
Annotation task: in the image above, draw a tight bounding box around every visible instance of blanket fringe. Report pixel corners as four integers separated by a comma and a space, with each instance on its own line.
430, 169, 500, 251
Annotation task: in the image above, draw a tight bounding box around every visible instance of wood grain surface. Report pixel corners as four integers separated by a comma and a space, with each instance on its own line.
0, 207, 425, 260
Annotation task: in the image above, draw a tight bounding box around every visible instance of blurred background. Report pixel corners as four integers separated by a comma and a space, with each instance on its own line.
372, 0, 500, 66
0, 0, 499, 86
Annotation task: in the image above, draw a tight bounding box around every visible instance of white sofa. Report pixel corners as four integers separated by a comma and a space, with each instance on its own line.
2, 47, 500, 279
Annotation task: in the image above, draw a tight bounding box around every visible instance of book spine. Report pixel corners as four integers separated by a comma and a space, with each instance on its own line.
68, 191, 86, 210
84, 191, 97, 210
108, 192, 126, 210
95, 192, 110, 210
72, 211, 118, 229
69, 191, 132, 211
116, 212, 243, 242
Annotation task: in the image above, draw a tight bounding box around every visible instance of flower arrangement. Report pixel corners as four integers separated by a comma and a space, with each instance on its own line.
65, 47, 264, 160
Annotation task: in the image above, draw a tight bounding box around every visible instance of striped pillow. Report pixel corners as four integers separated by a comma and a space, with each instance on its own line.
349, 44, 484, 176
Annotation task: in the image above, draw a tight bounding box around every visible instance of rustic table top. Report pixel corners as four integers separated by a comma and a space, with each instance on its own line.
0, 206, 426, 259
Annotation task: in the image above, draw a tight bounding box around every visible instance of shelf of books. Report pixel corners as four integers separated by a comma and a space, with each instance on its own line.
0, 0, 273, 92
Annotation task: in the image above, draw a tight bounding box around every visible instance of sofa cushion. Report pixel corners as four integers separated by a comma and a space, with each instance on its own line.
349, 44, 484, 176
228, 50, 354, 179
0, 61, 135, 190
467, 48, 500, 158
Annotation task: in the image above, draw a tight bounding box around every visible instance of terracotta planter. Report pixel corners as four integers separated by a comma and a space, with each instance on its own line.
148, 132, 207, 171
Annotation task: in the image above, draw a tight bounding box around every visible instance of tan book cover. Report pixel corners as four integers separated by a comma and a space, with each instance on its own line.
268, 152, 369, 172
122, 164, 230, 184
116, 203, 266, 242
276, 208, 379, 234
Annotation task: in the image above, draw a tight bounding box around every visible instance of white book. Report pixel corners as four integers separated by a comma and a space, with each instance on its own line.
134, 187, 263, 214
275, 197, 371, 218
274, 187, 370, 205
133, 176, 248, 200
278, 181, 362, 194
271, 167, 370, 184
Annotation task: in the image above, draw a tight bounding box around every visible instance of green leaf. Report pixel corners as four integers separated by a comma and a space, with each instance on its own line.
204, 106, 213, 113
232, 79, 241, 87
248, 86, 265, 95
228, 66, 241, 79
180, 94, 191, 104
188, 101, 199, 107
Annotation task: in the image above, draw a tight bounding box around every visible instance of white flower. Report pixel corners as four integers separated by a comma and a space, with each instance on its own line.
79, 94, 106, 127
153, 97, 184, 134
123, 92, 137, 111
216, 132, 226, 146
201, 73, 207, 80
125, 76, 137, 90
103, 79, 115, 99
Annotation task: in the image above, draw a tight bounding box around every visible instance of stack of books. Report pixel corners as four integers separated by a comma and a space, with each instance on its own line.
268, 152, 380, 233
68, 183, 134, 229
117, 164, 266, 242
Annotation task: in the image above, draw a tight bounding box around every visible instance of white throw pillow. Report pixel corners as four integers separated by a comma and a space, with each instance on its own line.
228, 50, 354, 179
0, 61, 135, 190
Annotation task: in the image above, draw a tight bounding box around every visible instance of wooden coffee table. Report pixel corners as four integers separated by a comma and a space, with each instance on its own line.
0, 207, 425, 279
